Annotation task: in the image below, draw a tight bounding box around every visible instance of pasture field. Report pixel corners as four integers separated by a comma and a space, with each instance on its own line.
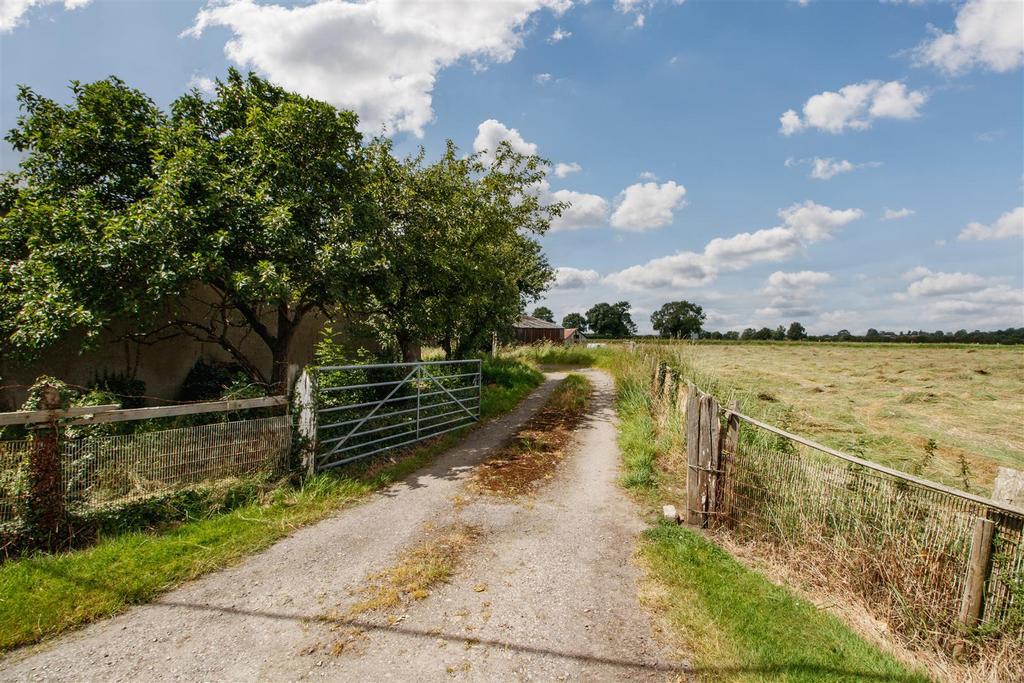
676, 342, 1023, 493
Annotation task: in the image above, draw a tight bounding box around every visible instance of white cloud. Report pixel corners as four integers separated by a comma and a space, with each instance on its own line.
756, 270, 832, 319
605, 201, 861, 291
548, 188, 610, 231
609, 181, 687, 231
787, 157, 881, 179
548, 26, 571, 43
780, 80, 927, 135
187, 73, 217, 95
185, 0, 570, 138
473, 119, 538, 165
900, 266, 1024, 325
914, 0, 1024, 75
639, 170, 658, 180
957, 206, 1024, 241
553, 161, 582, 178
1, 0, 90, 32
553, 267, 600, 289
534, 72, 553, 84
882, 207, 915, 221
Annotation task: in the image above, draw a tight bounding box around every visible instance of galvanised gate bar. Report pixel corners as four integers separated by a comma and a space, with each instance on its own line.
313, 359, 481, 471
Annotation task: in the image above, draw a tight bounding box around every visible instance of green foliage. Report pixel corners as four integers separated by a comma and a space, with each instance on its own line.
651, 300, 705, 339
585, 301, 637, 338
531, 306, 554, 323
360, 138, 560, 361
786, 321, 807, 341
561, 312, 586, 331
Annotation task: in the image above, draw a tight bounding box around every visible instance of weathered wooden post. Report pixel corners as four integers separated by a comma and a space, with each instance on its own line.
684, 383, 701, 525
293, 368, 319, 477
698, 394, 720, 528
26, 383, 66, 549
958, 517, 995, 631
716, 400, 740, 527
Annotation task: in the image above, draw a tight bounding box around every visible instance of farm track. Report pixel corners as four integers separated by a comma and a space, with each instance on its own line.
1, 370, 681, 682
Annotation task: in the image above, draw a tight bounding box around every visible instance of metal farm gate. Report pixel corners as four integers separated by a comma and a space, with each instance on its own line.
311, 359, 481, 472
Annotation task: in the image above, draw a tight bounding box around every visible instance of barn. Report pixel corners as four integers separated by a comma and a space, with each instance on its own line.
512, 316, 587, 346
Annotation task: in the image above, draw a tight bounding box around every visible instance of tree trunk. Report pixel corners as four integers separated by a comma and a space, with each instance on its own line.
396, 330, 420, 363
269, 316, 299, 394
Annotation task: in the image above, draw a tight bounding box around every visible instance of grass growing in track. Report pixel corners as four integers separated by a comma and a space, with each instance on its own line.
0, 357, 543, 652
642, 523, 928, 683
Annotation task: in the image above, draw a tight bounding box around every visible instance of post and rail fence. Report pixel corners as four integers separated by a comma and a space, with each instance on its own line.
650, 360, 1024, 646
0, 359, 482, 549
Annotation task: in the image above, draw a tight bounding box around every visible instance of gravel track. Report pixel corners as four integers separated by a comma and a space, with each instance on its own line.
2, 370, 683, 682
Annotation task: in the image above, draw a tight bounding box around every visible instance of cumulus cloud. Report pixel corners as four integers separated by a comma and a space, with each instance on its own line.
554, 162, 582, 178
609, 181, 687, 231
553, 266, 600, 289
614, 0, 684, 28
787, 157, 882, 179
534, 72, 553, 84
900, 266, 1024, 324
756, 270, 832, 319
1, 0, 90, 32
957, 206, 1024, 241
605, 201, 861, 291
187, 73, 217, 95
882, 207, 915, 221
185, 0, 570, 137
780, 80, 927, 135
547, 188, 610, 231
913, 0, 1024, 75
473, 119, 538, 165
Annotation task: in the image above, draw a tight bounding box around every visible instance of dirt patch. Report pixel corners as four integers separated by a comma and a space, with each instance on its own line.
470, 374, 591, 497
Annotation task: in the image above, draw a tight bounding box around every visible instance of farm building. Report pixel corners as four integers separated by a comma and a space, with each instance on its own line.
512, 316, 586, 346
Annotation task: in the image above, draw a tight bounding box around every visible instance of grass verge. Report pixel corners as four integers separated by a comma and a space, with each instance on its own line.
604, 348, 929, 681
0, 357, 543, 652
642, 522, 928, 682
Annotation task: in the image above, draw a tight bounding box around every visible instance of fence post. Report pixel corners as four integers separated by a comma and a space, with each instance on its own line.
958, 517, 995, 630
698, 394, 720, 528
25, 383, 66, 549
684, 383, 701, 525
716, 400, 740, 526
293, 368, 319, 477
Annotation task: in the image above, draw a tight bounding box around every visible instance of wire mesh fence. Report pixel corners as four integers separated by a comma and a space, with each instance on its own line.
314, 360, 480, 471
647, 356, 1024, 648
720, 435, 1024, 642
0, 415, 291, 525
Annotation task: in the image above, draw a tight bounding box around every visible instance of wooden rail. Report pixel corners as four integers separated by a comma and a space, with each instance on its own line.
0, 396, 287, 427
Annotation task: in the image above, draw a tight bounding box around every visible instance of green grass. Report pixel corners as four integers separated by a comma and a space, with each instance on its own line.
501, 342, 602, 367
0, 357, 543, 652
602, 348, 928, 680
643, 523, 928, 682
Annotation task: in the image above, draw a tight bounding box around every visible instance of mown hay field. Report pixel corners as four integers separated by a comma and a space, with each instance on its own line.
675, 342, 1023, 494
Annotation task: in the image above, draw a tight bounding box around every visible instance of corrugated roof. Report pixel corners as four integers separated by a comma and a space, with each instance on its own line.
515, 315, 561, 329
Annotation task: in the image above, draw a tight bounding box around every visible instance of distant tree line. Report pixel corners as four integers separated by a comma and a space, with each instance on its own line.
551, 298, 1024, 345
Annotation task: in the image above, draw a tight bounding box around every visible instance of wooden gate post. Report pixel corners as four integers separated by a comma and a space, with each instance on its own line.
684, 383, 701, 525
698, 394, 720, 528
293, 368, 319, 477
716, 401, 740, 526
26, 383, 66, 549
958, 517, 995, 630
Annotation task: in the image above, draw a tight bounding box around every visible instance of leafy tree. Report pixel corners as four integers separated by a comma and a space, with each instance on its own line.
585, 301, 637, 338
740, 327, 756, 340
772, 325, 786, 341
532, 306, 554, 323
651, 300, 705, 339
361, 138, 558, 360
786, 321, 806, 340
836, 329, 854, 341
2, 71, 372, 390
754, 327, 773, 340
561, 312, 586, 331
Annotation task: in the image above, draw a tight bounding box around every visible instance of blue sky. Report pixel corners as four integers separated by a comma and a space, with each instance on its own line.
2, 0, 1022, 334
